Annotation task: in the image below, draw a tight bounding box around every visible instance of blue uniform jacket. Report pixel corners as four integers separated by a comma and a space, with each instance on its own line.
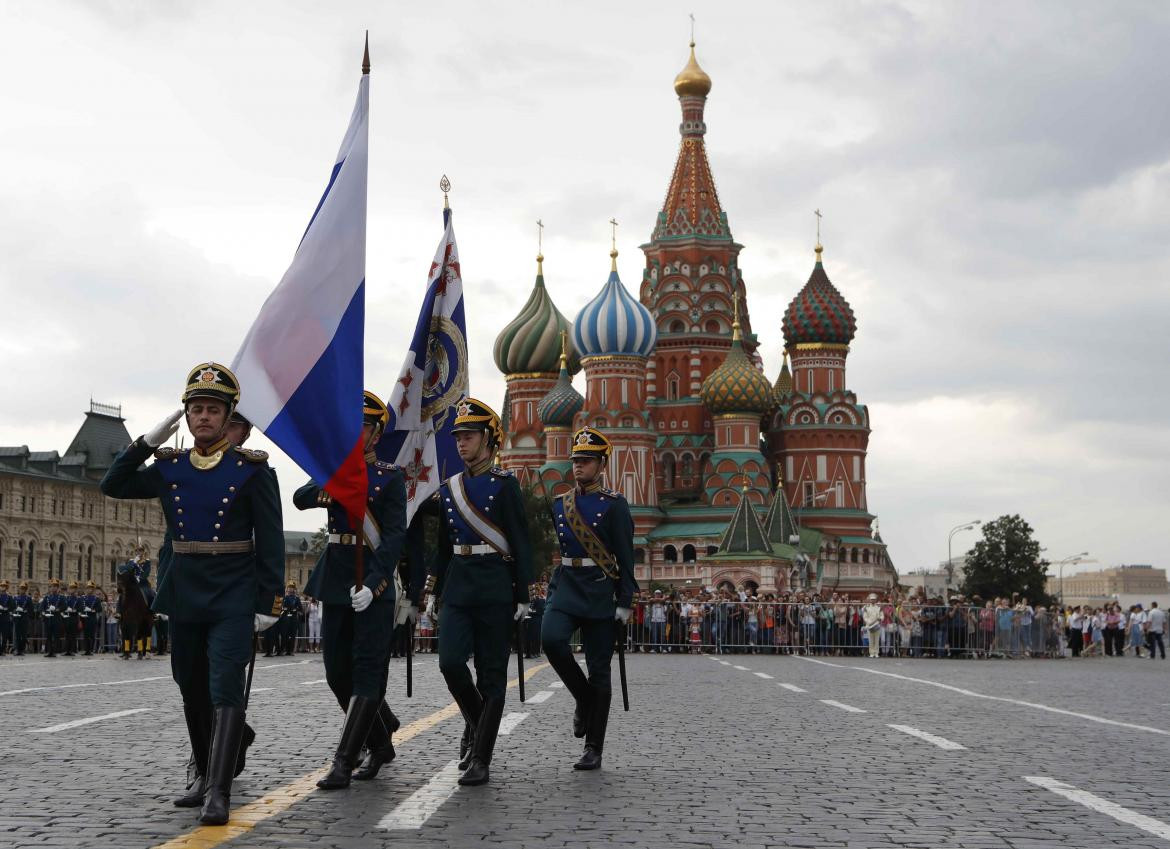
547, 483, 637, 619
100, 438, 285, 622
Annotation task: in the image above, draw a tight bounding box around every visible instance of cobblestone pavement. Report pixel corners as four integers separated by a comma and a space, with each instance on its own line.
2, 650, 1170, 848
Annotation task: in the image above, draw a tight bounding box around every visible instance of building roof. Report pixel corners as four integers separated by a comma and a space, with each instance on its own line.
700, 307, 773, 415
572, 252, 657, 359
782, 245, 857, 347
763, 488, 798, 546
716, 492, 772, 555
494, 256, 579, 376
537, 341, 584, 428
645, 521, 728, 541
284, 531, 317, 555
65, 404, 133, 476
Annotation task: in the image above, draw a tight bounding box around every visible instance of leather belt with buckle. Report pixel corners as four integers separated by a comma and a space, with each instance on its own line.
455, 544, 494, 556
561, 557, 598, 567
328, 533, 359, 545
172, 540, 254, 555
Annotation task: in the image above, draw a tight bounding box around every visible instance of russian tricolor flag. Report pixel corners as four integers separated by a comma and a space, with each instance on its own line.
232, 70, 369, 519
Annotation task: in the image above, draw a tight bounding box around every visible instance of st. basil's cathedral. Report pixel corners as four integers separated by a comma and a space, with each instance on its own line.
491, 41, 898, 597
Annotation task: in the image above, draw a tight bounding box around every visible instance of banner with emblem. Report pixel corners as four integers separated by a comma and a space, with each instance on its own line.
378, 196, 467, 520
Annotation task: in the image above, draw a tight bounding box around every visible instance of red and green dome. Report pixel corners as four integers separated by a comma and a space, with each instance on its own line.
782, 245, 856, 348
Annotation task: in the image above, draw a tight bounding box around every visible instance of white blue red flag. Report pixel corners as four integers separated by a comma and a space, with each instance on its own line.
379, 207, 467, 520
232, 73, 369, 519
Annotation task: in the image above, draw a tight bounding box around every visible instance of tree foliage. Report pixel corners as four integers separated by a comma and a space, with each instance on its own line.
521, 481, 559, 583
959, 514, 1052, 605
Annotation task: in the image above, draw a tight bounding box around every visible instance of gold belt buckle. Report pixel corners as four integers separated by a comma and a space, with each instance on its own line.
571, 557, 583, 567
456, 545, 471, 556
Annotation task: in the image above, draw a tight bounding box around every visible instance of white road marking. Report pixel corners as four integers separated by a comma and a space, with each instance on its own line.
29, 708, 152, 733
526, 690, 554, 704
718, 661, 731, 666
250, 687, 273, 693
753, 672, 773, 679
795, 656, 1170, 738
1025, 776, 1170, 841
1, 675, 171, 697
299, 679, 328, 685
498, 712, 530, 735
378, 760, 462, 830
733, 665, 750, 671
779, 683, 807, 693
888, 724, 966, 750
549, 681, 565, 688
819, 699, 866, 713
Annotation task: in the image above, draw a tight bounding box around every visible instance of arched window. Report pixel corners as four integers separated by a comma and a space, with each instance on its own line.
86, 545, 94, 579
851, 548, 859, 564
681, 454, 693, 476
704, 319, 720, 334
682, 544, 697, 563
662, 455, 675, 489
706, 545, 718, 556
17, 540, 24, 579
669, 319, 685, 334
667, 373, 681, 401
634, 548, 646, 565
621, 416, 635, 428
27, 540, 36, 582
110, 559, 117, 583
862, 549, 870, 564
663, 545, 678, 563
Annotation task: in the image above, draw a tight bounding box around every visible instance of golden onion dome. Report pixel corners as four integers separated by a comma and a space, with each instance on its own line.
673, 41, 712, 98
701, 301, 773, 416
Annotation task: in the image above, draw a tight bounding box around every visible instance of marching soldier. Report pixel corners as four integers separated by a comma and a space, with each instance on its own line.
0, 580, 12, 656
41, 579, 64, 657
100, 362, 285, 825
62, 581, 81, 656
293, 391, 412, 790
541, 427, 636, 770
12, 583, 31, 656
429, 398, 533, 787
80, 581, 102, 655
279, 581, 303, 656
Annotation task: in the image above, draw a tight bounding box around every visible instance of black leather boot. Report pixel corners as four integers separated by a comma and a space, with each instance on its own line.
199, 706, 245, 825
233, 722, 256, 778
352, 701, 400, 781
573, 692, 592, 739
316, 696, 380, 790
450, 684, 483, 771
574, 687, 611, 771
458, 696, 504, 786
174, 703, 210, 807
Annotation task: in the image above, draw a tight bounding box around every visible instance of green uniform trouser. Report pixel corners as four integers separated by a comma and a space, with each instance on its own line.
321, 602, 393, 705
541, 608, 615, 694
439, 603, 513, 701
170, 615, 253, 708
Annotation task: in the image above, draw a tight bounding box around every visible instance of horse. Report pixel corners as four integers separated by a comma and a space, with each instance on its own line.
116, 563, 155, 659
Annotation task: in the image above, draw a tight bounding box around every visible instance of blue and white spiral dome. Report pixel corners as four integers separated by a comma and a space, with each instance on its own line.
571, 251, 658, 359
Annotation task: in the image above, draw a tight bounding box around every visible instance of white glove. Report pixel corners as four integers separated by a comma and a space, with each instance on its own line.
407, 604, 419, 624
254, 614, 278, 632
514, 602, 530, 621
615, 607, 632, 624
351, 585, 373, 613
145, 408, 184, 448
393, 600, 419, 627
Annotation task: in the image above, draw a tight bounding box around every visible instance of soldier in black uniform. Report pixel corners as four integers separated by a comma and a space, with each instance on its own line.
279, 581, 303, 655
294, 391, 414, 790
80, 581, 102, 655
62, 581, 82, 656
0, 581, 12, 655
541, 427, 637, 770
429, 398, 533, 787
101, 362, 285, 825
12, 583, 31, 656
41, 579, 64, 657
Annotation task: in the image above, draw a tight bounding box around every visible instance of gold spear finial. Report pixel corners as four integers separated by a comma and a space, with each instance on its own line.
440, 175, 451, 210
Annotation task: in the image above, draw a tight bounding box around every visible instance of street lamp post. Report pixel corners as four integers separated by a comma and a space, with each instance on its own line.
1056, 552, 1090, 605
945, 520, 982, 603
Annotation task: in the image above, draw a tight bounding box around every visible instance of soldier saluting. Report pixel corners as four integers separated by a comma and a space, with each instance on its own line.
100, 362, 285, 826
541, 427, 636, 770
294, 391, 411, 790
430, 398, 533, 787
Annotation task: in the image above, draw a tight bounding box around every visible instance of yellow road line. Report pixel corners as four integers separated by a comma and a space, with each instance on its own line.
153, 662, 549, 849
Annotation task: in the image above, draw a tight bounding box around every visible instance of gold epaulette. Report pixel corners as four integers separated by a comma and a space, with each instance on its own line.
235, 446, 269, 463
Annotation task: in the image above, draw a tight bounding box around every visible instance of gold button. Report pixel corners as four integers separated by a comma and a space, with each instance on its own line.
377, 470, 383, 476
229, 486, 236, 492
212, 536, 219, 542
172, 458, 178, 464
179, 535, 186, 540
374, 486, 381, 492
174, 496, 180, 502
214, 523, 221, 529
177, 509, 183, 515
171, 484, 178, 490
217, 510, 223, 517
222, 498, 229, 504
237, 461, 243, 466
178, 522, 184, 528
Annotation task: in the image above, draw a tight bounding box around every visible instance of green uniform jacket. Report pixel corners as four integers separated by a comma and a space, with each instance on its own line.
431, 467, 533, 608
100, 438, 285, 622
293, 461, 407, 606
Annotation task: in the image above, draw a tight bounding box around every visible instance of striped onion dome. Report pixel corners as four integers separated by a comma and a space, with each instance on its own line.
701, 309, 773, 415
572, 249, 657, 359
493, 256, 580, 375
537, 346, 584, 427
782, 244, 857, 347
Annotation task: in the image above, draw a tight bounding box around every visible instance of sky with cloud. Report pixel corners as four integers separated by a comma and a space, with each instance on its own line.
1, 1, 1166, 576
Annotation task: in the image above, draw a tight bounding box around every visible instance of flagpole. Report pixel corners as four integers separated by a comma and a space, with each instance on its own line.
356, 30, 370, 595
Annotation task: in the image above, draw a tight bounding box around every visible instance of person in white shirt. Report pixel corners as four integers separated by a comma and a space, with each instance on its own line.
1067, 607, 1084, 657
306, 598, 322, 653
1128, 605, 1146, 658
1146, 602, 1166, 660
861, 594, 882, 658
